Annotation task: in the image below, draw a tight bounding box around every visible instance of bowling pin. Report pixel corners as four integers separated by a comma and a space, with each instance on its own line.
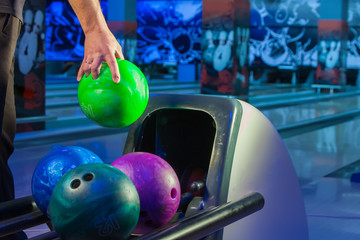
326, 41, 341, 69
224, 30, 234, 67
213, 30, 232, 71
33, 10, 45, 66
318, 40, 327, 64
206, 30, 215, 49
33, 10, 43, 35
18, 9, 35, 75
237, 27, 249, 68
203, 30, 216, 65
24, 9, 33, 33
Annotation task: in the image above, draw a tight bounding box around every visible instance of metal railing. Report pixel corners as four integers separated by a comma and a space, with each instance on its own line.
0, 192, 264, 240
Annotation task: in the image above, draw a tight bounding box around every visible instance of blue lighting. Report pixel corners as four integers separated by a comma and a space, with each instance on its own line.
45, 0, 108, 61
136, 0, 202, 64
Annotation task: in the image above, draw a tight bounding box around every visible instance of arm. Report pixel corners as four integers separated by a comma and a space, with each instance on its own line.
68, 0, 124, 82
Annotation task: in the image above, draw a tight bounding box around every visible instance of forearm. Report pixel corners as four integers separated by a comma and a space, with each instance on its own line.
68, 0, 124, 82
68, 0, 108, 36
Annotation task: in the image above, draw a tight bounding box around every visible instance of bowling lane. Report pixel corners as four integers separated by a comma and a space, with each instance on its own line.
284, 118, 360, 185
302, 178, 360, 240
261, 94, 360, 128
282, 116, 360, 239
248, 86, 314, 100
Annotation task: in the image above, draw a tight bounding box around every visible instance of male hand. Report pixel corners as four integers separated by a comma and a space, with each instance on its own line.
77, 29, 124, 83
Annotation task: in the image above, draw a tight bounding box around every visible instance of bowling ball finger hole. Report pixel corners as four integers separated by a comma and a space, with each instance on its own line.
71, 179, 81, 189
171, 188, 177, 199
82, 173, 94, 182
140, 211, 148, 217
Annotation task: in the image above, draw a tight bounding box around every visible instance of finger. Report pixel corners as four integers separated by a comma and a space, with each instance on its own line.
83, 63, 91, 77
83, 61, 91, 78
115, 48, 125, 60
82, 59, 93, 77
91, 57, 103, 80
105, 55, 120, 83
77, 62, 85, 81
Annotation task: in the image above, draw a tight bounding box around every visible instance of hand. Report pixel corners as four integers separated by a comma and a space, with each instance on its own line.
77, 29, 124, 83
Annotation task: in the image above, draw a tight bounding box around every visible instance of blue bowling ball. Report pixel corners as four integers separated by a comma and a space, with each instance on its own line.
31, 146, 103, 216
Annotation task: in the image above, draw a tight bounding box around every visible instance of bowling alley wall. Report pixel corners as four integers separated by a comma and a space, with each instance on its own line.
15, 0, 46, 132
14, 0, 360, 132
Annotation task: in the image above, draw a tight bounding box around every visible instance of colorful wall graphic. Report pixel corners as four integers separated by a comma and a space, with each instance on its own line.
249, 0, 320, 68
200, 0, 250, 96
347, 0, 360, 69
315, 20, 347, 85
45, 0, 108, 61
136, 0, 202, 64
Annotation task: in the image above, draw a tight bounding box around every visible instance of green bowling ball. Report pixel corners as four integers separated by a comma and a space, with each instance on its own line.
49, 163, 140, 240
78, 59, 149, 128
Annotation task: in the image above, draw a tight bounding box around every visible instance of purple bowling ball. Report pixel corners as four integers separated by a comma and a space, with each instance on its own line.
111, 152, 180, 234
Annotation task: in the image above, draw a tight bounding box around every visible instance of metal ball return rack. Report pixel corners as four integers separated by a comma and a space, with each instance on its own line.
0, 94, 307, 240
